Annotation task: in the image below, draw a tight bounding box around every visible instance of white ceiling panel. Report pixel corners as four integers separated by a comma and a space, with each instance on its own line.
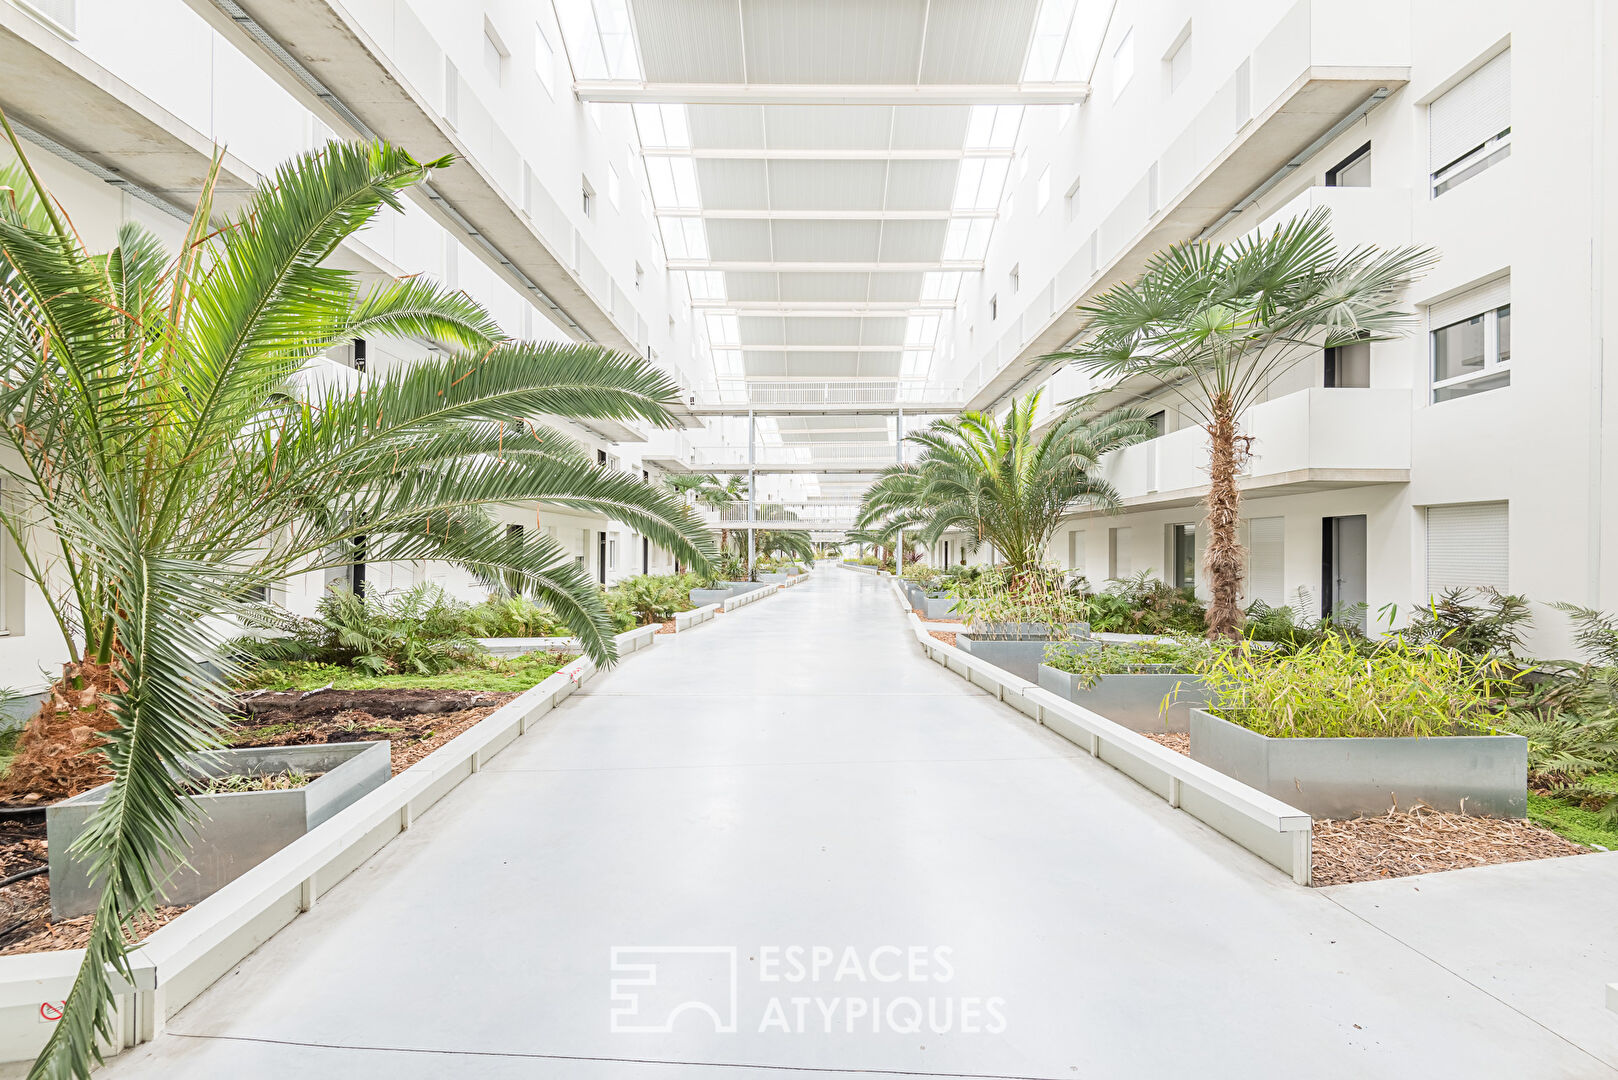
770, 220, 883, 262
741, 0, 929, 84
630, 0, 747, 81
687, 104, 768, 149
775, 272, 873, 302
705, 219, 775, 260
866, 272, 926, 301
890, 106, 972, 150
762, 105, 894, 150
765, 160, 889, 211
883, 161, 961, 210
877, 220, 949, 262
917, 0, 1042, 84
782, 317, 868, 346
694, 159, 770, 209
722, 271, 781, 300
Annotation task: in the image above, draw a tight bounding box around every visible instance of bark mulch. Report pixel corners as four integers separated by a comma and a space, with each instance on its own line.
1126, 731, 1585, 884
0, 902, 188, 957
656, 618, 677, 635
1311, 806, 1586, 886
912, 608, 964, 624
929, 631, 957, 647
230, 688, 518, 776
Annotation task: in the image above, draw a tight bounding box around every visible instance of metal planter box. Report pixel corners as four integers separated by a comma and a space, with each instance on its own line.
689, 587, 733, 606
1188, 708, 1527, 818
1035, 667, 1208, 734
922, 594, 961, 620
48, 741, 392, 918
758, 573, 789, 584
956, 635, 1097, 682
964, 621, 1090, 640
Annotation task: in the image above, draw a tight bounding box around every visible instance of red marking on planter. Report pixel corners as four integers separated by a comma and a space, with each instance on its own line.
39, 1001, 63, 1022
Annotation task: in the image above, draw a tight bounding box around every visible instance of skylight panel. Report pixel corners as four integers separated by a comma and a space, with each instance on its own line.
633, 103, 691, 149
555, 0, 642, 81
900, 350, 932, 379
659, 217, 708, 260
712, 348, 744, 377
705, 312, 741, 348
903, 315, 940, 348
1023, 0, 1079, 82
942, 219, 993, 261
952, 156, 1010, 212
921, 271, 962, 302
645, 157, 700, 210
686, 270, 726, 303
965, 106, 1024, 151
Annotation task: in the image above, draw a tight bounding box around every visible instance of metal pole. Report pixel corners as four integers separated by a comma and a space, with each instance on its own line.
894, 406, 904, 570
747, 409, 756, 573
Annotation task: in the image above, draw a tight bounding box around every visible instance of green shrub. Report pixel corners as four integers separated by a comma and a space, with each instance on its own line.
1240, 588, 1367, 652
945, 564, 1087, 639
1403, 587, 1532, 657
462, 595, 570, 638
602, 573, 702, 631
1198, 633, 1507, 739
237, 584, 479, 676
1043, 638, 1230, 689
1084, 572, 1206, 635
901, 562, 941, 588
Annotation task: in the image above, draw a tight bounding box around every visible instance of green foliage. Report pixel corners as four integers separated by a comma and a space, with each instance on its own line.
855, 390, 1153, 573
1528, 776, 1618, 849
462, 595, 570, 638
239, 585, 479, 676
238, 649, 573, 693
1198, 633, 1507, 739
194, 769, 315, 794
901, 562, 941, 588
1403, 587, 1533, 657
1083, 572, 1206, 635
1240, 588, 1367, 652
945, 565, 1088, 639
601, 572, 702, 631
1043, 638, 1229, 689
1552, 601, 1618, 667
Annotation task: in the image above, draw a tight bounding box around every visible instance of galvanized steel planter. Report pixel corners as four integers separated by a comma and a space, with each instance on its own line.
922, 594, 961, 620
758, 572, 789, 584
1188, 708, 1528, 818
956, 634, 1096, 682
964, 621, 1090, 640
1035, 667, 1208, 734
48, 742, 391, 918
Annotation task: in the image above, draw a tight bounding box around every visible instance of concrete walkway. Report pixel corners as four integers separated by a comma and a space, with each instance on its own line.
106, 568, 1618, 1079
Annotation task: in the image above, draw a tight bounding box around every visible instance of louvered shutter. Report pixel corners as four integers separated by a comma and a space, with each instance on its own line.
1244, 517, 1285, 607
1426, 503, 1509, 593
1430, 50, 1511, 172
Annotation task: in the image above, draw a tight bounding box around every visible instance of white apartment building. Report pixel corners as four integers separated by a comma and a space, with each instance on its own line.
0, 0, 1612, 691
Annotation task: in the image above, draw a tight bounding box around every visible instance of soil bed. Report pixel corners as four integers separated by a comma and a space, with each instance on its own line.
1139, 733, 1586, 884
230, 687, 518, 775
913, 608, 964, 624
929, 631, 957, 647
656, 618, 677, 635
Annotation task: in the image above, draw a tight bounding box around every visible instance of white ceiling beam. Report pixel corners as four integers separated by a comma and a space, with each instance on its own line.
671, 260, 982, 272
693, 301, 954, 314
576, 81, 1089, 105
735, 344, 908, 353
658, 208, 995, 221
641, 147, 1012, 161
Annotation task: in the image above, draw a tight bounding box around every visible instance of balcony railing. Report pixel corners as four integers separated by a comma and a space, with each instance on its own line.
1099, 387, 1412, 504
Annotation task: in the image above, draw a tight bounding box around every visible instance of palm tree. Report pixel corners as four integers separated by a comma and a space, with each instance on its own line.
1041, 208, 1435, 637
662, 473, 719, 572
857, 390, 1153, 576
0, 130, 713, 1079
696, 474, 748, 551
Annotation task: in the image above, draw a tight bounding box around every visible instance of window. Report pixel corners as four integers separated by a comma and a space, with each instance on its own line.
1169, 524, 1196, 590
607, 165, 620, 210
989, 294, 998, 321
482, 20, 509, 88
1067, 530, 1085, 574
533, 24, 555, 98
634, 262, 644, 290
1108, 526, 1132, 579
1243, 517, 1285, 607
608, 537, 619, 570
1430, 50, 1511, 197
1164, 22, 1192, 93
1426, 502, 1508, 593
1065, 177, 1081, 223
596, 448, 608, 467
1036, 167, 1051, 213
1111, 28, 1135, 101
581, 178, 595, 219
1008, 265, 1020, 293
1326, 142, 1371, 188
443, 58, 459, 128
1325, 340, 1371, 387
1430, 278, 1510, 402
1145, 410, 1166, 437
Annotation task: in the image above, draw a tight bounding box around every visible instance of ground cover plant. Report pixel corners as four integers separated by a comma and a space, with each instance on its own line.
236, 649, 573, 694
1082, 572, 1206, 635
603, 573, 702, 631
1043, 638, 1229, 689
943, 565, 1088, 640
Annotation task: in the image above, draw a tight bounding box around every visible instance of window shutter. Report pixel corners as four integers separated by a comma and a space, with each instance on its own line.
1430, 50, 1510, 172
1244, 517, 1285, 607
1429, 275, 1510, 329
1426, 502, 1508, 593
1068, 529, 1085, 574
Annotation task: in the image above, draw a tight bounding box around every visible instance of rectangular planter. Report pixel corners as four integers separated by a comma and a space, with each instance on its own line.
48, 741, 392, 918
689, 588, 732, 606
1036, 667, 1208, 734
956, 635, 1096, 682
922, 594, 961, 620
1188, 708, 1527, 818
963, 620, 1090, 640
758, 572, 789, 584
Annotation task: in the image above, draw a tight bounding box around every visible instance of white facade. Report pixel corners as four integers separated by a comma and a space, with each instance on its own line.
0, 0, 1614, 677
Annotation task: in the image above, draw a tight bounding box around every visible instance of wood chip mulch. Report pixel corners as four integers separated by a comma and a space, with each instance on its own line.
929, 631, 957, 647
913, 608, 964, 624
656, 618, 677, 635
1108, 730, 1587, 885
0, 902, 189, 957
1311, 805, 1587, 886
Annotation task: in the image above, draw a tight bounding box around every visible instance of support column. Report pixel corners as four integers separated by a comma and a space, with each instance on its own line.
747, 409, 757, 572
894, 406, 904, 569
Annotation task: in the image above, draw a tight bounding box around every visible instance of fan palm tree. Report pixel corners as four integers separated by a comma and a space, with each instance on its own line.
1041, 208, 1436, 637
857, 390, 1154, 576
0, 129, 713, 1079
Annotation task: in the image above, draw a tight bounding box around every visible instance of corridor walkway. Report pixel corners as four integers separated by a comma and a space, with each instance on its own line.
105, 569, 1617, 1079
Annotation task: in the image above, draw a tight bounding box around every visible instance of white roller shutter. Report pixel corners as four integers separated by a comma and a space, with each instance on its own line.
1430, 50, 1510, 172
1068, 529, 1086, 574
1426, 502, 1509, 593
1109, 527, 1132, 579
1243, 517, 1285, 607
1429, 275, 1511, 329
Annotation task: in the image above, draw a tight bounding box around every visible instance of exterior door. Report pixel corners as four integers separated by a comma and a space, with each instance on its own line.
1322, 515, 1367, 627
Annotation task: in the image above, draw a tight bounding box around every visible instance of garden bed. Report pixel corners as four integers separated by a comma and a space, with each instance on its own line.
929, 630, 957, 647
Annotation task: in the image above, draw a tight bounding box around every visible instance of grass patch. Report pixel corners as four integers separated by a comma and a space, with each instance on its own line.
1529, 771, 1618, 850
238, 651, 574, 693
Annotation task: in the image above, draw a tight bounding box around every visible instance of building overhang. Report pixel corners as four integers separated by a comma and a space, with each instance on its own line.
1066, 468, 1410, 518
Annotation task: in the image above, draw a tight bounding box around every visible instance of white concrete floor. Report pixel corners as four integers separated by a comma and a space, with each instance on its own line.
104, 569, 1618, 1079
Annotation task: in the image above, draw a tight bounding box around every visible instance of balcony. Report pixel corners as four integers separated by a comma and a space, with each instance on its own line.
1085, 387, 1411, 513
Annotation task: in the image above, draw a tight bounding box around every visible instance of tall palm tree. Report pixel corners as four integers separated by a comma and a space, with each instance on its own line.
1042, 208, 1436, 637
0, 130, 713, 1079
857, 390, 1153, 576
696, 474, 748, 551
